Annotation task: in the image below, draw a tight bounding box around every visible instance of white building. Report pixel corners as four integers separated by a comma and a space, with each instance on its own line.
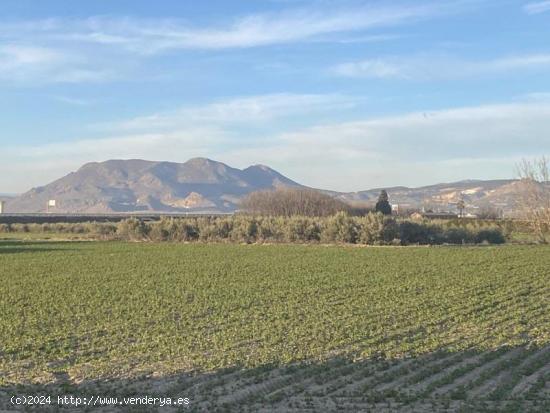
0, 200, 5, 214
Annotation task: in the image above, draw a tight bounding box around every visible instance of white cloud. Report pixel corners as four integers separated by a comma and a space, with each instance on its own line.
0, 2, 468, 54
276, 103, 549, 158
3, 100, 550, 193
104, 93, 360, 132
0, 45, 60, 77
0, 1, 479, 84
524, 1, 550, 14
0, 45, 59, 65
218, 102, 550, 189
332, 53, 550, 80
333, 59, 403, 79
0, 44, 115, 84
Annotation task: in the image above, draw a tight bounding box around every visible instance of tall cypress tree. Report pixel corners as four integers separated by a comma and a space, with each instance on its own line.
375, 190, 392, 215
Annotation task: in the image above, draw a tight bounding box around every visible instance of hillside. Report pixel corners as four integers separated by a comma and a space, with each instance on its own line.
5, 158, 302, 213
4, 158, 530, 214
337, 179, 524, 214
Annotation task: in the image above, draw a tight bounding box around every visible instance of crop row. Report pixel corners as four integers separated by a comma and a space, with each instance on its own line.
0, 242, 548, 411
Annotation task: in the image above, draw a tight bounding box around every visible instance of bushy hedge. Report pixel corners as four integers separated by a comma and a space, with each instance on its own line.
146, 214, 507, 245
397, 221, 506, 245
0, 213, 508, 245
0, 222, 118, 239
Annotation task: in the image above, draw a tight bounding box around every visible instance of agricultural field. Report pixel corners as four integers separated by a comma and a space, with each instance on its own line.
0, 241, 549, 412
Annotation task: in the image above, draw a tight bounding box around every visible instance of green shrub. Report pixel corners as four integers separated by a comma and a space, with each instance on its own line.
399, 221, 443, 245
357, 213, 399, 245
11, 224, 30, 233
148, 221, 170, 241
69, 224, 87, 234
230, 217, 258, 243
215, 218, 233, 240
474, 229, 506, 244
117, 218, 149, 241
195, 217, 217, 242
89, 223, 117, 238
257, 217, 285, 242
321, 212, 357, 244
284, 217, 321, 242
174, 219, 200, 242
0, 214, 508, 245
443, 228, 474, 244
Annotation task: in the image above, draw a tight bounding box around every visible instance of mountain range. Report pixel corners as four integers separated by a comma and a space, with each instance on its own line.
4, 158, 524, 215
5, 158, 301, 213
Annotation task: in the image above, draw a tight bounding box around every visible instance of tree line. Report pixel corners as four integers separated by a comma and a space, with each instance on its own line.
0, 214, 507, 245
240, 188, 392, 217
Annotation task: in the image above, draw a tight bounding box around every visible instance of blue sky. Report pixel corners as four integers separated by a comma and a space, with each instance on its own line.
1, 0, 550, 193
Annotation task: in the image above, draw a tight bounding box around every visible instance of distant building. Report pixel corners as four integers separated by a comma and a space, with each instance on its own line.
0, 200, 4, 214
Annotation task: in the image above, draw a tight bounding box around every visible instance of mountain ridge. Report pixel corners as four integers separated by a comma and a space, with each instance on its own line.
4, 158, 523, 214
5, 158, 303, 213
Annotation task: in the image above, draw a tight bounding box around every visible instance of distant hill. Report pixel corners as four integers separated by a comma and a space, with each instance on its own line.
5, 158, 528, 214
5, 158, 302, 213
336, 179, 525, 215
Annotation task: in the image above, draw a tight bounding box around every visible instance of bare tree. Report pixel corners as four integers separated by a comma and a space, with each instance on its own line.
517, 157, 550, 243
240, 188, 349, 217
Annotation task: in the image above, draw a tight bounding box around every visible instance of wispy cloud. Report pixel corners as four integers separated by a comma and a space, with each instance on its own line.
104, 93, 360, 132
0, 45, 59, 78
0, 45, 59, 65
220, 102, 550, 189
523, 1, 550, 14
0, 2, 469, 54
333, 59, 403, 79
3, 100, 550, 192
0, 44, 115, 84
52, 95, 93, 106
270, 103, 549, 160
332, 53, 550, 79
0, 1, 479, 85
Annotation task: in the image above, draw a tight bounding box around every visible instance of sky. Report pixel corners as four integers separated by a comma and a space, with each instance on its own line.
1, 0, 550, 193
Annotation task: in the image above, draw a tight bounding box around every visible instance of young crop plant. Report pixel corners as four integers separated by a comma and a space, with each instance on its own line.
0, 241, 548, 411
